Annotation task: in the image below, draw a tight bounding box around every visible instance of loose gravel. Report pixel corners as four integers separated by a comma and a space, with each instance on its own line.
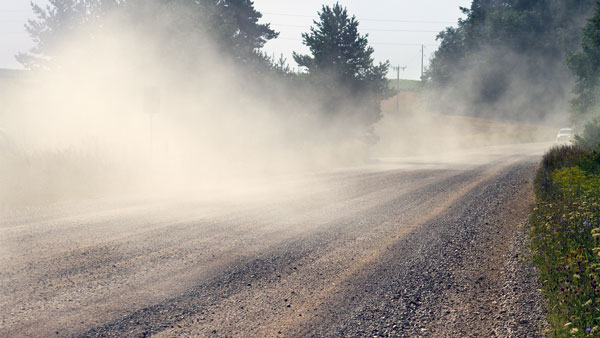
0, 145, 550, 337
290, 162, 549, 337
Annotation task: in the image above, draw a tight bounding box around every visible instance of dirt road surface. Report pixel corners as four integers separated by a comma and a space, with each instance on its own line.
1, 143, 550, 337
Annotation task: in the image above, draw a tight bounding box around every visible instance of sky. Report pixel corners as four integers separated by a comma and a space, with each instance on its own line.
0, 0, 471, 80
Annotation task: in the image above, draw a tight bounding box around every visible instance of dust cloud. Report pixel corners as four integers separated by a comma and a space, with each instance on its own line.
372, 84, 558, 163
423, 44, 573, 125
401, 1, 598, 147
373, 37, 581, 160
0, 2, 368, 207
0, 1, 572, 208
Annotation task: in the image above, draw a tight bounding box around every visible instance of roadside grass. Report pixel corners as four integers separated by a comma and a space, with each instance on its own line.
387, 78, 422, 92
530, 145, 600, 336
0, 143, 141, 208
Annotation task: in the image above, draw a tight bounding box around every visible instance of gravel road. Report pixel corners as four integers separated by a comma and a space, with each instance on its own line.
1, 143, 549, 337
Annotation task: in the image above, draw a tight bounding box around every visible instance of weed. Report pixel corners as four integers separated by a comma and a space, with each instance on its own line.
531, 145, 600, 336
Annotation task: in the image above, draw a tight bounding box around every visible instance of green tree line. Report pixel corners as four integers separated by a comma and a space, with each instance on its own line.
569, 2, 600, 123
425, 0, 596, 122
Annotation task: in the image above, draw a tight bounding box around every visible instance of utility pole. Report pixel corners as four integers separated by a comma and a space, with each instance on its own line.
421, 44, 424, 81
391, 65, 407, 113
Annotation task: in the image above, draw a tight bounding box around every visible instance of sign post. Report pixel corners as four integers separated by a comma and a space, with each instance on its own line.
143, 86, 160, 166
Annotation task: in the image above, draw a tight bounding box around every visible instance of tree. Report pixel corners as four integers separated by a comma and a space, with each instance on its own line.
293, 3, 391, 136
568, 5, 600, 121
424, 0, 596, 121
17, 0, 278, 70
209, 0, 277, 63
17, 0, 120, 68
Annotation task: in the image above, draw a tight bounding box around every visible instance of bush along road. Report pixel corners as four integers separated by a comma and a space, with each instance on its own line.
530, 145, 600, 336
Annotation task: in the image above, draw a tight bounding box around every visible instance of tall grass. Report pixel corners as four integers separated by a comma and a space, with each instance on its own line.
531, 145, 600, 336
0, 143, 140, 208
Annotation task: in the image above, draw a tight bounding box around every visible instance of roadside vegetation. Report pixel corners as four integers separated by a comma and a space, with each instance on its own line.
387, 79, 422, 92
527, 3, 600, 336
531, 143, 600, 336
530, 117, 600, 336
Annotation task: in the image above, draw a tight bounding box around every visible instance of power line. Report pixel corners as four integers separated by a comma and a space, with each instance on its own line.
276, 37, 438, 47
271, 24, 440, 33
370, 42, 438, 46
263, 12, 455, 24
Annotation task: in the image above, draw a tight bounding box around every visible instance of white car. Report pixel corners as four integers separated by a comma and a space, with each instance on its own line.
556, 128, 573, 143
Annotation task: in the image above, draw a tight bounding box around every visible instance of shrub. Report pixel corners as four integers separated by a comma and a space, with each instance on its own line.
575, 118, 600, 149
531, 146, 600, 336
577, 151, 600, 175
535, 145, 591, 200
541, 145, 590, 172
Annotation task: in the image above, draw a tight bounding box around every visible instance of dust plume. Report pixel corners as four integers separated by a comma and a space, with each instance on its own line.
423, 44, 573, 125
372, 1, 599, 159
411, 0, 598, 143
372, 87, 557, 162
0, 1, 370, 207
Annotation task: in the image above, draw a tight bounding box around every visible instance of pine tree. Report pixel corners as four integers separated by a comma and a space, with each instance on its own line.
17, 0, 119, 68
293, 2, 390, 136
